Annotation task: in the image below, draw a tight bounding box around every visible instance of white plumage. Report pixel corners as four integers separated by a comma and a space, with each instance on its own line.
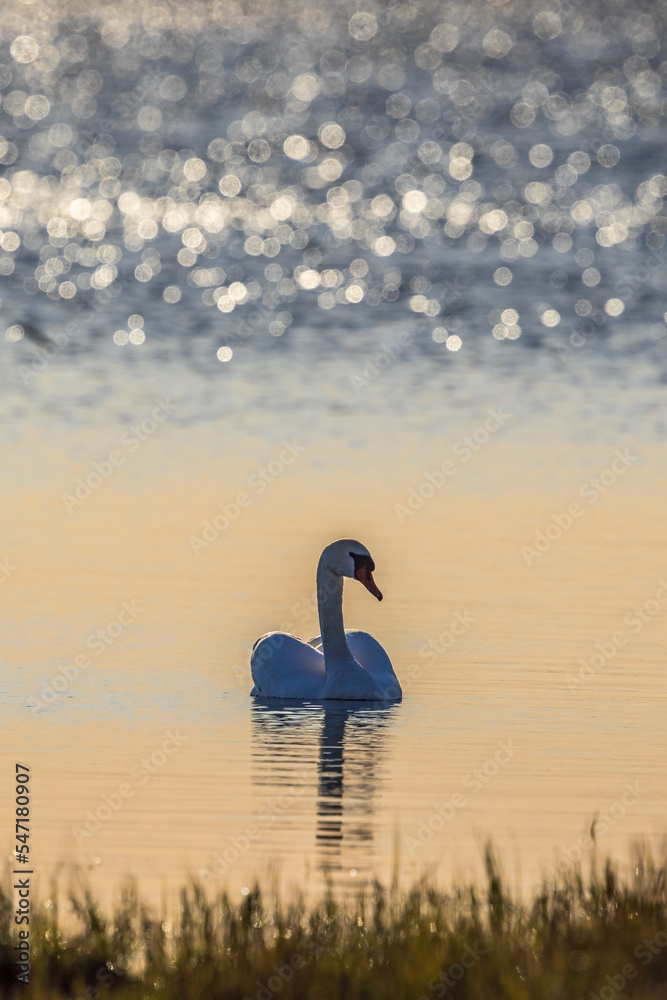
250, 539, 402, 701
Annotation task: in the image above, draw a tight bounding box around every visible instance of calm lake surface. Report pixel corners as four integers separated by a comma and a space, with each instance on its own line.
1, 0, 667, 907
3, 373, 666, 904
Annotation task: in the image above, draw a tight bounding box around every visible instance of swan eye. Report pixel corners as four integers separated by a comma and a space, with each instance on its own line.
349, 551, 375, 573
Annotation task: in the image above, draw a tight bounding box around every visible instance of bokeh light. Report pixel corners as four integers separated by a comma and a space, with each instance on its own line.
0, 0, 663, 356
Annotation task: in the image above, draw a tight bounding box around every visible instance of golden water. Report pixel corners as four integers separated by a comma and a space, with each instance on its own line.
2, 411, 665, 908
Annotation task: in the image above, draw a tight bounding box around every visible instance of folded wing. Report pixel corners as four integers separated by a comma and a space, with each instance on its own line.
251, 632, 326, 699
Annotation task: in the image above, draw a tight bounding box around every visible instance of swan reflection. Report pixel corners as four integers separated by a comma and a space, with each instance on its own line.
251, 699, 399, 879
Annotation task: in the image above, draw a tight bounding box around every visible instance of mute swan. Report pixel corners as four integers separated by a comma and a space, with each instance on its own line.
250, 539, 402, 701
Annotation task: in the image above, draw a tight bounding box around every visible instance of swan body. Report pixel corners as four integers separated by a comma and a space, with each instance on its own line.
250, 539, 402, 701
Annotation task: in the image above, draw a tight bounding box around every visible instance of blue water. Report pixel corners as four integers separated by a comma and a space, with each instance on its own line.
1, 0, 666, 420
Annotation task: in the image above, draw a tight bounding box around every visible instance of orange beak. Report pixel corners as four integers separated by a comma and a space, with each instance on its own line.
355, 565, 383, 601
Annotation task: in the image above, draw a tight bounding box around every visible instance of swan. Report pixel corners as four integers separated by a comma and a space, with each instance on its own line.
250, 539, 402, 701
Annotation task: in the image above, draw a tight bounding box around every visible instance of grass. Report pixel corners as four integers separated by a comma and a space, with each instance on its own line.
1, 846, 666, 1000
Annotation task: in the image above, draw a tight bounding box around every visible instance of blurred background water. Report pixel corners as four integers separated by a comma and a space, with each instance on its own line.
1, 0, 667, 422
1, 0, 667, 906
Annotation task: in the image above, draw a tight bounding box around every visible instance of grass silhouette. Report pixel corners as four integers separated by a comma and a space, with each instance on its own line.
1, 844, 666, 999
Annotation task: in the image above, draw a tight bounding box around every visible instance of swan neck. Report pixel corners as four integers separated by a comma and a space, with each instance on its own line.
316, 560, 350, 665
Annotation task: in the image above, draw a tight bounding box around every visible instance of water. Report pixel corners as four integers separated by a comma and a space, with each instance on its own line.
1, 0, 667, 907
2, 0, 667, 364
3, 423, 665, 905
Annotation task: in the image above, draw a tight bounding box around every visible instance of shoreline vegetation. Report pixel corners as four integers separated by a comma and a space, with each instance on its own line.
1, 846, 666, 999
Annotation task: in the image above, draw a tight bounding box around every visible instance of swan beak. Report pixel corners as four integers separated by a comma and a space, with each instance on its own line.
355, 566, 383, 601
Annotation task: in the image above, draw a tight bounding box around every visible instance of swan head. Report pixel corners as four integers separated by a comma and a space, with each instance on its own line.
320, 538, 383, 601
